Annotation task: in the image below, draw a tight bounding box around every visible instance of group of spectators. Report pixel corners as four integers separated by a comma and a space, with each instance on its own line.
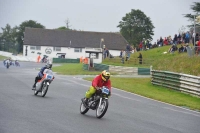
117, 31, 200, 64
137, 31, 200, 54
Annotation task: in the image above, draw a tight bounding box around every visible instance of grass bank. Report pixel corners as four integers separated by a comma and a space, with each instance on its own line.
103, 44, 200, 76
84, 77, 200, 111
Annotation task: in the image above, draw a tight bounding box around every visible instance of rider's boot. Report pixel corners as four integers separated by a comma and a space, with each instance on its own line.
32, 83, 36, 90
82, 98, 88, 107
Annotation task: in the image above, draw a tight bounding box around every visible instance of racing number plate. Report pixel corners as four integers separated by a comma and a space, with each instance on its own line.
102, 87, 109, 95
47, 75, 52, 79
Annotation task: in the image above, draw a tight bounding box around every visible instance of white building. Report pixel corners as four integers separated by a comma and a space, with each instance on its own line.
23, 28, 128, 63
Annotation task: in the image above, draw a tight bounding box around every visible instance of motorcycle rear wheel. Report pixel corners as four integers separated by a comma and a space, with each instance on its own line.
96, 99, 108, 119
80, 102, 89, 114
34, 90, 38, 95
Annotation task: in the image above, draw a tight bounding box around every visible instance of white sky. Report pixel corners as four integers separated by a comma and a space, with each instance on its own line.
0, 0, 197, 43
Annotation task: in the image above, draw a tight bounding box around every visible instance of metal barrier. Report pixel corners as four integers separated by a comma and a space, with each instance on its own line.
186, 46, 200, 56
151, 70, 200, 96
53, 58, 79, 63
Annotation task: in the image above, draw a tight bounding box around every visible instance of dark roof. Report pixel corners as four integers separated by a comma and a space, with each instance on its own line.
24, 28, 128, 50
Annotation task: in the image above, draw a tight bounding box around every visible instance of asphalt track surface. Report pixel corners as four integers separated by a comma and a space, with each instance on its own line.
0, 61, 200, 133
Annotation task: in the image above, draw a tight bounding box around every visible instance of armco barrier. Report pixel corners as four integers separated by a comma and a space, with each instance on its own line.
83, 64, 88, 70
94, 63, 109, 71
53, 58, 79, 63
151, 70, 200, 96
82, 63, 109, 71
82, 63, 151, 75
138, 68, 150, 75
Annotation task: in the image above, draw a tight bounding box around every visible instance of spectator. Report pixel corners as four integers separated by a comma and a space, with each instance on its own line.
196, 40, 200, 55
173, 34, 178, 45
178, 33, 181, 44
106, 48, 110, 58
182, 32, 186, 44
168, 44, 177, 53
178, 45, 184, 53
126, 44, 131, 60
185, 31, 190, 45
103, 49, 107, 59
121, 50, 126, 64
139, 41, 143, 51
119, 50, 122, 58
137, 52, 142, 64
157, 39, 160, 46
164, 37, 168, 45
160, 37, 163, 46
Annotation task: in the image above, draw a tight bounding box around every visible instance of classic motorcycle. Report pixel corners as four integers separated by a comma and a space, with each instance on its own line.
6, 60, 10, 69
15, 61, 20, 67
33, 70, 54, 97
80, 86, 110, 119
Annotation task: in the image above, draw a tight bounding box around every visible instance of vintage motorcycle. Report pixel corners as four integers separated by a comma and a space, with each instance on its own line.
33, 70, 54, 97
80, 86, 110, 119
6, 60, 10, 69
15, 61, 20, 67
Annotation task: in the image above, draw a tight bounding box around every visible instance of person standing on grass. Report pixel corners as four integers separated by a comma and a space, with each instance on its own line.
138, 52, 142, 64
121, 50, 126, 64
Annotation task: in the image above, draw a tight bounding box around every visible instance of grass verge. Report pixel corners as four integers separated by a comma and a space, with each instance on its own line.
0, 55, 7, 61
84, 77, 200, 111
52, 63, 101, 75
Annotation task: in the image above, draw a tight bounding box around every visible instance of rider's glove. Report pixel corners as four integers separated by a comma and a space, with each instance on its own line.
95, 86, 100, 90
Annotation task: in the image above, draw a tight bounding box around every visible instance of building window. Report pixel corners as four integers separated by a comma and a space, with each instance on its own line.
74, 48, 82, 52
30, 46, 41, 50
53, 47, 61, 51
36, 46, 41, 50
30, 46, 35, 50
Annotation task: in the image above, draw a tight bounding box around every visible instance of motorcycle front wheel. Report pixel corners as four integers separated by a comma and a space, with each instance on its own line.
34, 89, 38, 95
96, 99, 109, 119
41, 82, 49, 97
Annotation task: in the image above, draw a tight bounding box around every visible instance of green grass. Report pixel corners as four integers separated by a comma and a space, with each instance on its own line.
84, 77, 200, 111
52, 63, 101, 75
103, 44, 200, 76
0, 55, 7, 61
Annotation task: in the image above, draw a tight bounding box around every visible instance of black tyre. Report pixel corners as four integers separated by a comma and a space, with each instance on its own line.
34, 90, 38, 95
80, 102, 89, 114
41, 83, 49, 97
96, 99, 109, 119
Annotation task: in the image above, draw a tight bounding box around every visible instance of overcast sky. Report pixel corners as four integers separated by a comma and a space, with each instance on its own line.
0, 0, 198, 43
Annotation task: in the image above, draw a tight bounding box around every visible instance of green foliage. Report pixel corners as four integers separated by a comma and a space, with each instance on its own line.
57, 26, 71, 30
0, 20, 45, 53
184, 2, 200, 32
117, 9, 155, 46
0, 24, 17, 52
15, 20, 45, 53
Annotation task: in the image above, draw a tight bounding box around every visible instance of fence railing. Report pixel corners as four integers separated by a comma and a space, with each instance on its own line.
186, 46, 200, 56
53, 58, 79, 63
105, 57, 154, 66
151, 70, 200, 96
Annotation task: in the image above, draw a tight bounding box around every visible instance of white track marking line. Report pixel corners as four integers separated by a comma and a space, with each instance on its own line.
57, 76, 200, 114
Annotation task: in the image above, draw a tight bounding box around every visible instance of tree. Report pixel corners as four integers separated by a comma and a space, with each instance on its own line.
0, 24, 17, 52
57, 26, 71, 30
184, 2, 200, 33
117, 9, 155, 46
15, 20, 45, 53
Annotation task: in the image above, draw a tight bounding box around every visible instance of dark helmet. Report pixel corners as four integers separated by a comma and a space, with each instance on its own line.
45, 63, 50, 69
